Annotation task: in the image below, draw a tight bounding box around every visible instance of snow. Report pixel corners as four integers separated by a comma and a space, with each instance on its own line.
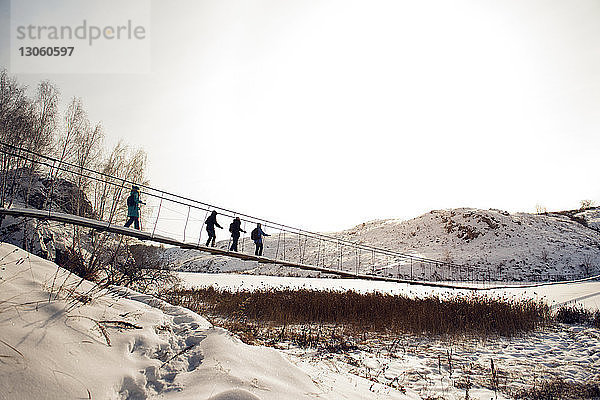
3, 196, 600, 399
282, 324, 600, 399
330, 208, 600, 279
2, 243, 599, 400
2, 242, 515, 400
574, 207, 600, 231
177, 272, 600, 398
0, 243, 325, 399
3, 163, 599, 398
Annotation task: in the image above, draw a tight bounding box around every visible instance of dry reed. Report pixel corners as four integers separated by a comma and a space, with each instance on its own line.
163, 287, 550, 337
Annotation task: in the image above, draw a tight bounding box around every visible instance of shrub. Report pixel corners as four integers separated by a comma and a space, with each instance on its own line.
555, 305, 600, 328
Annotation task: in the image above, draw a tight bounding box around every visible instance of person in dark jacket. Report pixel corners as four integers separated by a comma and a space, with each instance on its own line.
205, 210, 222, 247
124, 186, 144, 230
229, 217, 246, 252
251, 223, 269, 256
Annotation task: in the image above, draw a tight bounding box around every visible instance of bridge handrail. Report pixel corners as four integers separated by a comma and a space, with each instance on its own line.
0, 141, 481, 272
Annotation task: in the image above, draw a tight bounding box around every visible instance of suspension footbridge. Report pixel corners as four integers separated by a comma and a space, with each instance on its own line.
0, 142, 595, 290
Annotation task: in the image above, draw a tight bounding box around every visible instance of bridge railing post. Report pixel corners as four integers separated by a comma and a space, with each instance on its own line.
197, 209, 209, 246
275, 230, 282, 260
297, 232, 302, 264
107, 177, 127, 227
226, 214, 234, 251
282, 231, 286, 261
152, 194, 164, 238
183, 205, 191, 242
241, 220, 246, 252
316, 238, 321, 267
372, 251, 376, 275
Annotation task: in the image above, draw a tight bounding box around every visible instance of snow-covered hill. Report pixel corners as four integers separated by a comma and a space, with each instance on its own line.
332, 207, 600, 279
167, 208, 600, 281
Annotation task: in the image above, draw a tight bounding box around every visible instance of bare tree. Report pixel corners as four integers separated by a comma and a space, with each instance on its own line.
72, 121, 104, 213
91, 142, 147, 224
0, 69, 35, 208
0, 71, 171, 292
83, 143, 149, 283
57, 98, 88, 166
21, 81, 60, 250
29, 81, 59, 154
23, 81, 59, 197
0, 69, 33, 149
582, 255, 595, 276
580, 200, 595, 210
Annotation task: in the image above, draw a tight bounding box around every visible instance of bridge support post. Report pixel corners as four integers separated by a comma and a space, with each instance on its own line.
183, 206, 190, 242
152, 195, 163, 238
371, 250, 375, 275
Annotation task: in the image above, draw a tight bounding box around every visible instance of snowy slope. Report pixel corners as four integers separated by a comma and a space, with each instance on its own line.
166, 208, 600, 281
0, 243, 328, 400
572, 207, 600, 231
330, 208, 600, 279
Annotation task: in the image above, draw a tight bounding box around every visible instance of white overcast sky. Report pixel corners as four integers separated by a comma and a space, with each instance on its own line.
1, 0, 599, 232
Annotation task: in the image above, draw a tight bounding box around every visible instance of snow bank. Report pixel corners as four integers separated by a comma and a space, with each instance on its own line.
0, 243, 326, 400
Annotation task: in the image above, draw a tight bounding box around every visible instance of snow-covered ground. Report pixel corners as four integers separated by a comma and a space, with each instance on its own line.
574, 207, 600, 231
177, 271, 600, 398
0, 243, 357, 400
2, 244, 599, 399
284, 323, 600, 399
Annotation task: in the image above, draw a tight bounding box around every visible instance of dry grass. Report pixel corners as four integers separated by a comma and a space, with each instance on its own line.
512, 378, 600, 400
163, 287, 550, 337
208, 317, 358, 351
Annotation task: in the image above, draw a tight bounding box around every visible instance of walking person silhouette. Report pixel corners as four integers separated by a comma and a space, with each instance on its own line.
251, 223, 269, 256
124, 186, 144, 230
229, 217, 246, 252
205, 210, 222, 247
